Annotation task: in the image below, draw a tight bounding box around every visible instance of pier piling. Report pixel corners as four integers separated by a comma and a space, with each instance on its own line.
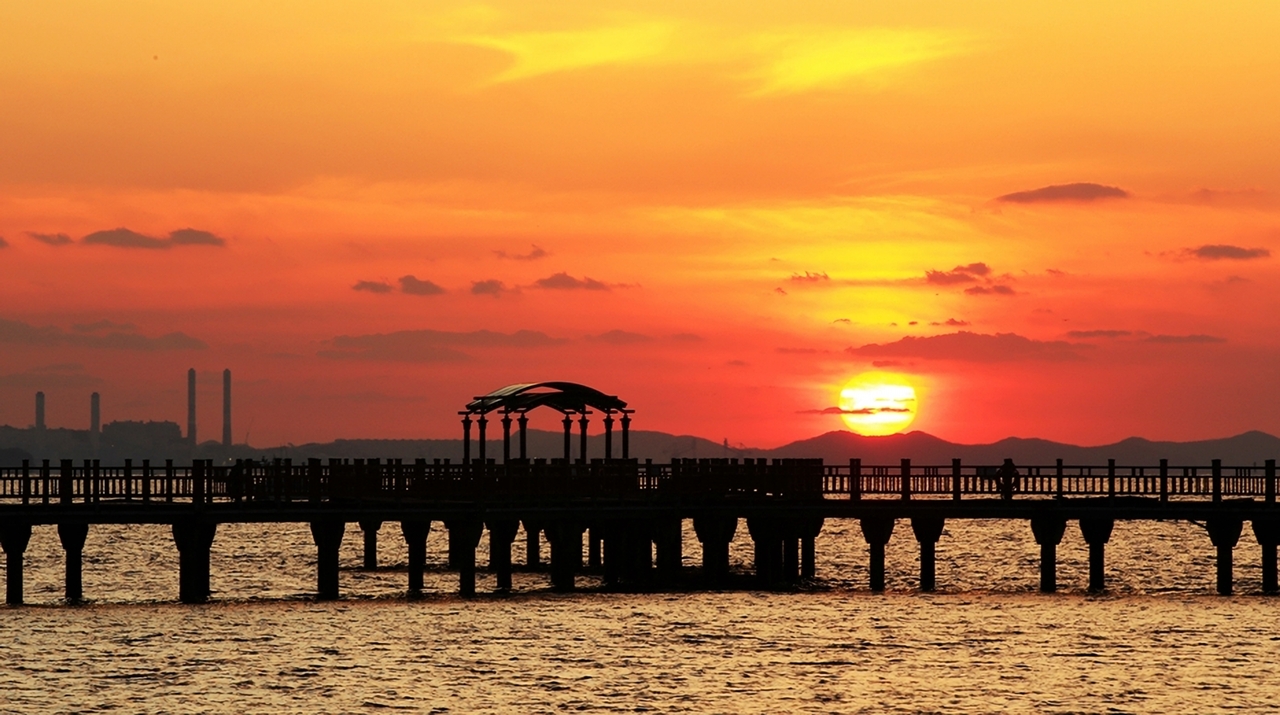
860, 517, 896, 592
655, 518, 683, 581
1030, 517, 1067, 593
747, 518, 783, 588
172, 521, 217, 604
524, 521, 542, 569
910, 517, 945, 592
1, 522, 32, 605
487, 520, 520, 591
446, 520, 484, 597
57, 522, 89, 602
1207, 518, 1243, 596
359, 520, 382, 570
1252, 518, 1279, 594
545, 521, 585, 592
800, 517, 823, 580
310, 520, 345, 601
1080, 517, 1114, 593
694, 515, 737, 585
400, 521, 430, 596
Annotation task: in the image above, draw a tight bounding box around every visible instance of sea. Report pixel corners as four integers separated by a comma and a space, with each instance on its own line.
3, 517, 1278, 713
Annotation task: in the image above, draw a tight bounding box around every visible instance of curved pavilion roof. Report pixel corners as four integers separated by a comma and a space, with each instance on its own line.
464, 382, 628, 415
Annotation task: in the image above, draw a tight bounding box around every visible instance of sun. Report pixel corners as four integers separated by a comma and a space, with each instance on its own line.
838, 373, 918, 436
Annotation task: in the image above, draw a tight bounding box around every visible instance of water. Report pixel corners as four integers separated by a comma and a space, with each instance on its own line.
3, 518, 1279, 713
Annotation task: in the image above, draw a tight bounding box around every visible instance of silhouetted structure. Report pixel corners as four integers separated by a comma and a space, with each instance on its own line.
461, 382, 633, 464
187, 369, 197, 445
222, 369, 232, 448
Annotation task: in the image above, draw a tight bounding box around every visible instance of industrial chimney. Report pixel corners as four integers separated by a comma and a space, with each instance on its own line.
187, 368, 197, 445
35, 391, 45, 431
90, 392, 100, 452
222, 369, 231, 448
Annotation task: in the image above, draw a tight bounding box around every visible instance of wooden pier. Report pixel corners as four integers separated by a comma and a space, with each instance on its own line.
1, 456, 1277, 604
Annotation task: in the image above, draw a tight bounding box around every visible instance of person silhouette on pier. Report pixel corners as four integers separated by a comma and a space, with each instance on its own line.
995, 458, 1020, 500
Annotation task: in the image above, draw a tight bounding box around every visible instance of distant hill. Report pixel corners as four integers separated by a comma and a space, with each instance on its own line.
3, 424, 1278, 467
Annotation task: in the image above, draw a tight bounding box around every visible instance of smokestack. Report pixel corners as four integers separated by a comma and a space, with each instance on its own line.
90, 392, 100, 452
222, 369, 231, 448
35, 391, 45, 431
187, 368, 197, 445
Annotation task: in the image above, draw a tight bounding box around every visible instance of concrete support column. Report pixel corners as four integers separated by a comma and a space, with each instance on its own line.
524, 521, 542, 569
446, 520, 484, 597
859, 517, 896, 592
800, 517, 823, 581
1, 523, 33, 606
400, 521, 430, 596
655, 518, 683, 580
910, 517, 945, 592
587, 527, 602, 569
359, 520, 382, 570
1079, 517, 1114, 593
1252, 519, 1280, 594
1030, 517, 1067, 593
310, 520, 345, 601
694, 516, 737, 584
172, 520, 217, 604
1207, 518, 1243, 596
487, 520, 520, 591
747, 517, 783, 588
545, 521, 585, 592
57, 522, 90, 602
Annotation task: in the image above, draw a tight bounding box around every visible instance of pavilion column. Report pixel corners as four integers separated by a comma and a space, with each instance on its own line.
502, 413, 512, 463
518, 414, 529, 459
621, 414, 631, 459
604, 414, 614, 460
477, 416, 488, 464
578, 414, 589, 463
461, 415, 472, 468
562, 416, 573, 461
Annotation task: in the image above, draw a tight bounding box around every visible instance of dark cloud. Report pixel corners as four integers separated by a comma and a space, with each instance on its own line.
495, 244, 548, 261
725, 360, 748, 367
72, 320, 138, 333
848, 331, 1085, 362
352, 280, 393, 294
0, 363, 103, 389
82, 227, 227, 249
965, 285, 1016, 296
871, 360, 906, 368
587, 330, 652, 345
996, 183, 1129, 203
774, 287, 787, 295
790, 271, 829, 282
929, 318, 970, 327
833, 318, 851, 324
1145, 334, 1226, 344
398, 275, 445, 296
471, 279, 509, 296
26, 231, 73, 246
319, 328, 566, 362
0, 317, 205, 351
1067, 330, 1132, 339
1186, 244, 1270, 260
798, 406, 912, 415
0, 236, 7, 248
926, 263, 990, 285
777, 347, 825, 354
671, 333, 703, 342
532, 272, 609, 291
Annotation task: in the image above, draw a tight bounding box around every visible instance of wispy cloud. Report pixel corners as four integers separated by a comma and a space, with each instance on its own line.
462, 21, 676, 84
26, 231, 73, 246
399, 275, 446, 296
926, 263, 989, 285
849, 331, 1085, 362
1185, 244, 1270, 261
1145, 334, 1226, 344
81, 227, 226, 249
495, 244, 549, 261
472, 279, 510, 296
353, 280, 393, 294
996, 183, 1129, 204
0, 318, 205, 351
532, 272, 610, 291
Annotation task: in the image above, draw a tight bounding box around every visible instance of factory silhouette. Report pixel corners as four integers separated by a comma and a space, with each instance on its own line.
0, 369, 237, 465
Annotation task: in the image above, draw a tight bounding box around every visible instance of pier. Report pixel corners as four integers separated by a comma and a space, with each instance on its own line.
1, 455, 1277, 604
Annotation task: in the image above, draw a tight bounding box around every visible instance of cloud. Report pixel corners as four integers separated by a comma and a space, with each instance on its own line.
1067, 330, 1132, 339
462, 22, 675, 84
833, 318, 851, 324
929, 318, 970, 327
725, 359, 748, 367
0, 236, 7, 248
871, 360, 906, 368
471, 279, 509, 296
996, 183, 1129, 203
0, 363, 103, 389
798, 405, 912, 415
352, 280, 393, 294
791, 271, 829, 282
319, 328, 566, 362
532, 272, 610, 290
398, 275, 446, 296
1145, 334, 1226, 344
26, 231, 72, 246
0, 317, 205, 351
926, 262, 990, 285
495, 245, 548, 261
965, 285, 1016, 296
586, 329, 652, 345
72, 320, 137, 333
1185, 244, 1270, 261
82, 227, 227, 249
848, 331, 1085, 362
777, 347, 825, 354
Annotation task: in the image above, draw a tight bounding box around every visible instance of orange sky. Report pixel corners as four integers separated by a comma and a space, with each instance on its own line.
2, 1, 1279, 447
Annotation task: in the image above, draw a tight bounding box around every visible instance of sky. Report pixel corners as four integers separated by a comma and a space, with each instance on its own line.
2, 1, 1279, 448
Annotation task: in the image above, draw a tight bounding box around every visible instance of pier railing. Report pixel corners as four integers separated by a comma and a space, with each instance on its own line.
0, 456, 1276, 506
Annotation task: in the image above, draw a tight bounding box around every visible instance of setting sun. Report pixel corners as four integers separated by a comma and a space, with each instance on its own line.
838, 373, 918, 436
